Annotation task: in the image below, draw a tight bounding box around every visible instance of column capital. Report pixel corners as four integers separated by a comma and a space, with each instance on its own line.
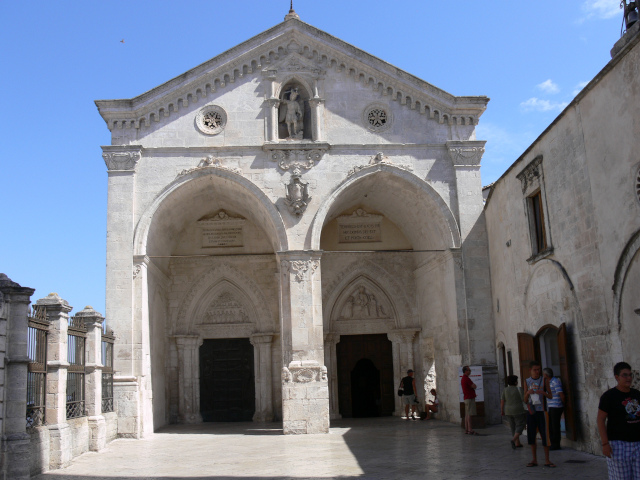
173, 335, 200, 348
102, 145, 143, 172
36, 292, 72, 314
0, 273, 35, 300
446, 140, 486, 167
250, 333, 274, 345
387, 329, 420, 344
324, 332, 340, 345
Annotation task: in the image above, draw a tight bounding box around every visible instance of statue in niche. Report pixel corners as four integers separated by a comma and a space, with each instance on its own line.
279, 87, 304, 139
341, 286, 389, 319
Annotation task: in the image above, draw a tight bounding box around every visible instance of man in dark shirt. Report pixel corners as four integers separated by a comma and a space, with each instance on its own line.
400, 369, 418, 420
598, 361, 640, 479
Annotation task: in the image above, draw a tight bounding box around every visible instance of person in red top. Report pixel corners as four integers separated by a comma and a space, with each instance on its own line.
461, 365, 478, 435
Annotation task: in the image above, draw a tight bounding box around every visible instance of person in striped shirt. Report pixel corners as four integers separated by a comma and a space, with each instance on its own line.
543, 368, 565, 450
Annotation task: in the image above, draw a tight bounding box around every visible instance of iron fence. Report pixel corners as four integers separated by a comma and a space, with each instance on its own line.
66, 315, 87, 419
26, 305, 49, 428
101, 327, 115, 413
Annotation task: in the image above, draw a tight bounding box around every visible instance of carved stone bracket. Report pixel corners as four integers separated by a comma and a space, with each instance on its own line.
263, 142, 329, 173
281, 259, 319, 282
516, 155, 544, 194
177, 155, 242, 177
347, 152, 413, 177
285, 361, 328, 383
102, 146, 143, 171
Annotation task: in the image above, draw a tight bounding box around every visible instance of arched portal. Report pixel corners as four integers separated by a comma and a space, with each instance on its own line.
317, 167, 463, 420
132, 169, 285, 430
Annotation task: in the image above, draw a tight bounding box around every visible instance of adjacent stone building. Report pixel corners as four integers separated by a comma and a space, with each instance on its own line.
484, 20, 640, 452
96, 7, 496, 437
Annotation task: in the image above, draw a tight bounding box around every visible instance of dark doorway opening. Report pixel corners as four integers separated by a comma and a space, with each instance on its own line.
351, 358, 381, 417
337, 334, 394, 418
199, 338, 255, 422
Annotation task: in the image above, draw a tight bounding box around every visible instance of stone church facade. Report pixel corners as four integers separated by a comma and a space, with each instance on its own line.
96, 8, 496, 437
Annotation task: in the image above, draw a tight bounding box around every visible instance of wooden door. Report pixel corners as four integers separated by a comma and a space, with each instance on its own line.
336, 334, 394, 418
557, 323, 576, 440
199, 338, 255, 422
517, 332, 536, 389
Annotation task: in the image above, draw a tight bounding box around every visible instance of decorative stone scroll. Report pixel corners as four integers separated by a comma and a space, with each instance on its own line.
516, 155, 543, 194
197, 210, 246, 248
281, 259, 319, 282
263, 143, 329, 173
102, 147, 142, 171
337, 209, 382, 243
347, 152, 412, 177
177, 155, 242, 178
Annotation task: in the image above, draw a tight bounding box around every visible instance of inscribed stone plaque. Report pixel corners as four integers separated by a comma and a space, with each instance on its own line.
197, 211, 245, 248
337, 209, 382, 243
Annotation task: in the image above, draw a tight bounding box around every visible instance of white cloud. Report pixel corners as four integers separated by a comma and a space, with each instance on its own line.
536, 79, 560, 94
581, 0, 621, 21
572, 81, 589, 96
520, 97, 569, 112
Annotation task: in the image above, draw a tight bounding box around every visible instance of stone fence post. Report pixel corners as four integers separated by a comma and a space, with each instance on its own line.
75, 306, 106, 451
37, 293, 72, 470
0, 274, 35, 480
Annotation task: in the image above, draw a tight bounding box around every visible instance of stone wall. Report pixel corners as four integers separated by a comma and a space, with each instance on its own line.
485, 28, 640, 453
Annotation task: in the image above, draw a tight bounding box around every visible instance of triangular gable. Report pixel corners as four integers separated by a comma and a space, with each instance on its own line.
96, 18, 488, 130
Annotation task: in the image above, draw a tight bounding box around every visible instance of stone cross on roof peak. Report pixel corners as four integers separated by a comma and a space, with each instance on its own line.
284, 0, 300, 21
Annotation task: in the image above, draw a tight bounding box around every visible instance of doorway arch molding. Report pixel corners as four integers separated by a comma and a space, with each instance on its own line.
175, 262, 273, 336
309, 164, 461, 251
323, 258, 415, 331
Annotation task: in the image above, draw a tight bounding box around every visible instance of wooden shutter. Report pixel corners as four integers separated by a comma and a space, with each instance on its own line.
557, 323, 576, 440
517, 332, 536, 389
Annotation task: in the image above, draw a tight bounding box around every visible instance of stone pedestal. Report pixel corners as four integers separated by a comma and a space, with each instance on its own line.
0, 274, 35, 480
278, 252, 329, 434
37, 293, 73, 470
75, 306, 106, 451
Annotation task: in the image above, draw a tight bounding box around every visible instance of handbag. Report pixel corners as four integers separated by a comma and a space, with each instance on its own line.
397, 383, 404, 397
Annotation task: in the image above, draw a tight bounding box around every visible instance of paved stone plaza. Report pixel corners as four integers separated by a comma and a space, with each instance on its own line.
34, 418, 605, 479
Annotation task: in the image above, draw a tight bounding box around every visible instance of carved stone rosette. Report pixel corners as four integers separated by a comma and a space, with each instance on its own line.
102, 146, 143, 171
281, 259, 319, 282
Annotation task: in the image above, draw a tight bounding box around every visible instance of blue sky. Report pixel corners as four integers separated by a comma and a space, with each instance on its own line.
0, 1, 624, 316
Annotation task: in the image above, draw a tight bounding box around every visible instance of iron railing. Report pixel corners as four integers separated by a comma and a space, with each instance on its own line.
101, 327, 115, 413
66, 315, 87, 419
26, 305, 48, 428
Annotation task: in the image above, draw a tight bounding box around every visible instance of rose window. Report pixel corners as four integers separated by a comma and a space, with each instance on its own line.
363, 104, 392, 132
196, 105, 227, 135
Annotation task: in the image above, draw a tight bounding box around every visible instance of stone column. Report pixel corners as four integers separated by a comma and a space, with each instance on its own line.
278, 251, 329, 434
323, 332, 341, 419
250, 333, 274, 422
0, 274, 35, 480
174, 335, 202, 424
133, 254, 153, 437
38, 293, 73, 470
308, 98, 325, 141
387, 329, 419, 416
75, 306, 106, 451
266, 98, 280, 141
102, 145, 145, 439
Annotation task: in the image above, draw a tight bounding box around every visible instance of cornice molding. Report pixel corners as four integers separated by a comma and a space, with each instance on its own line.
95, 21, 488, 131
